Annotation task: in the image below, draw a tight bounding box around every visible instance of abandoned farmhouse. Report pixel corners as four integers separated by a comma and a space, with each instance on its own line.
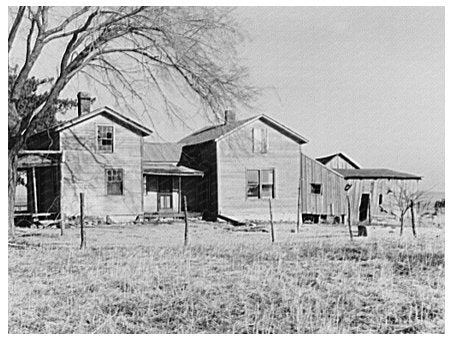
15, 93, 422, 226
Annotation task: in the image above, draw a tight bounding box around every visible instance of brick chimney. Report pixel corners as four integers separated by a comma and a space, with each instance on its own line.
77, 92, 91, 116
224, 109, 236, 124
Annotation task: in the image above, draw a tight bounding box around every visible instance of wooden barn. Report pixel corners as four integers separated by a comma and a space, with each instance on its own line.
15, 92, 153, 224
179, 111, 308, 222
300, 153, 346, 223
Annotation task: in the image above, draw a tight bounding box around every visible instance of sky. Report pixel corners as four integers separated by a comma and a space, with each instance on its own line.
233, 6, 444, 192
9, 6, 445, 192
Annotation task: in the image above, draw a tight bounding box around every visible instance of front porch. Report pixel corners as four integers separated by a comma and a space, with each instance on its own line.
14, 150, 62, 226
143, 163, 203, 215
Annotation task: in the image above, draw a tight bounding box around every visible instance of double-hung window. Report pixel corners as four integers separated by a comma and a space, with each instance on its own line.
106, 168, 123, 195
246, 169, 275, 199
97, 125, 114, 152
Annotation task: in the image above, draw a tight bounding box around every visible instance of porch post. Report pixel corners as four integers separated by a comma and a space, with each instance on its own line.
178, 176, 182, 213
32, 166, 38, 214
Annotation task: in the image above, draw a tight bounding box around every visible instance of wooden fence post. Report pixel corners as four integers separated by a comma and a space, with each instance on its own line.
296, 182, 301, 233
60, 213, 65, 236
269, 198, 275, 243
347, 195, 353, 241
183, 195, 189, 247
410, 200, 416, 237
80, 193, 86, 249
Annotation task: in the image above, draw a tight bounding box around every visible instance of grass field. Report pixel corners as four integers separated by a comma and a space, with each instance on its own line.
8, 220, 445, 334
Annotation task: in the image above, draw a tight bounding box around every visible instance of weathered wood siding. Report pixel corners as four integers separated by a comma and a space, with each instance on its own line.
324, 155, 357, 169
301, 153, 346, 217
346, 178, 420, 225
179, 141, 217, 218
217, 120, 301, 221
60, 114, 143, 219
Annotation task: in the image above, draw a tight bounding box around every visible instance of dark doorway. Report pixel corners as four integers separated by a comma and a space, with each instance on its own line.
359, 193, 370, 222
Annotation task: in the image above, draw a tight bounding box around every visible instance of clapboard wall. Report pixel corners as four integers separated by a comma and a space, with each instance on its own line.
59, 114, 144, 219
216, 119, 301, 222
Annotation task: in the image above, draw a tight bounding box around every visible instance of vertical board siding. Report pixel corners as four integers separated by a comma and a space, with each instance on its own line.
300, 153, 346, 217
346, 178, 420, 225
60, 114, 143, 218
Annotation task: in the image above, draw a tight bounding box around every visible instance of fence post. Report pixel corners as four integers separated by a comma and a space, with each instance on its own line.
347, 195, 353, 241
80, 193, 86, 249
410, 200, 416, 237
296, 182, 301, 233
269, 198, 275, 243
183, 195, 189, 247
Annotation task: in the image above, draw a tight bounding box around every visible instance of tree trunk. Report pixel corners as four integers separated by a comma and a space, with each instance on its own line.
399, 214, 404, 237
8, 148, 19, 239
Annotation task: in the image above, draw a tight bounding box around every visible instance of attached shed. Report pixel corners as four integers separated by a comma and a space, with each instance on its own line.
300, 153, 346, 223
335, 168, 422, 225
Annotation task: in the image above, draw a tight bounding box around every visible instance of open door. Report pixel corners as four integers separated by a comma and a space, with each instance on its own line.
359, 193, 370, 222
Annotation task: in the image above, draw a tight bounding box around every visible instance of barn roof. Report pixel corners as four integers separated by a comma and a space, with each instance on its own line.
143, 143, 183, 163
316, 152, 360, 169
334, 168, 422, 180
179, 114, 308, 146
37, 106, 153, 136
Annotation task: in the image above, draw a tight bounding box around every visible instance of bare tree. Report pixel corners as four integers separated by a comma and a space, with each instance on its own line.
8, 6, 257, 238
387, 184, 425, 237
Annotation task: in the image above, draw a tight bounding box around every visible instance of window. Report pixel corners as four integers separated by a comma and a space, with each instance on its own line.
246, 169, 275, 199
378, 194, 383, 205
106, 168, 123, 195
261, 169, 274, 198
246, 170, 260, 198
311, 183, 322, 195
97, 125, 114, 152
252, 128, 268, 153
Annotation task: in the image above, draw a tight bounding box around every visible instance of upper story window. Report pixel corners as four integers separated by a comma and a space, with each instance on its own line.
311, 183, 322, 195
252, 127, 268, 153
97, 125, 114, 152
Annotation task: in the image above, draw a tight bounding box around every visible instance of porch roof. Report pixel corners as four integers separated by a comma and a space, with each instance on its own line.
17, 150, 62, 168
143, 163, 203, 177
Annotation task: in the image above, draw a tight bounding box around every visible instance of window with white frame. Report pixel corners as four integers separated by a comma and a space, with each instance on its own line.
246, 169, 275, 199
106, 168, 123, 195
97, 125, 114, 152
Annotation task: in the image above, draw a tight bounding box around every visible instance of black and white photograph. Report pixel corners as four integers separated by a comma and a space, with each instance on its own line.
7, 2, 445, 334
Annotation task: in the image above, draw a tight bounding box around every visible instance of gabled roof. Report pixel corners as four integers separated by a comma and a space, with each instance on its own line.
42, 106, 153, 136
179, 114, 308, 146
316, 152, 360, 169
334, 168, 422, 180
143, 143, 183, 163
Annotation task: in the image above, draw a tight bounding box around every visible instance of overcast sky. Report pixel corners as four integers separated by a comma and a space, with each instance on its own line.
10, 6, 444, 192
233, 6, 444, 191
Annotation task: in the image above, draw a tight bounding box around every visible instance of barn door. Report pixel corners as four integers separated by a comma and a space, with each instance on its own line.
359, 193, 370, 222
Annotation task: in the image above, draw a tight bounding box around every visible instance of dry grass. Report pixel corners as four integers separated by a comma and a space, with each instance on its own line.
8, 221, 444, 334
